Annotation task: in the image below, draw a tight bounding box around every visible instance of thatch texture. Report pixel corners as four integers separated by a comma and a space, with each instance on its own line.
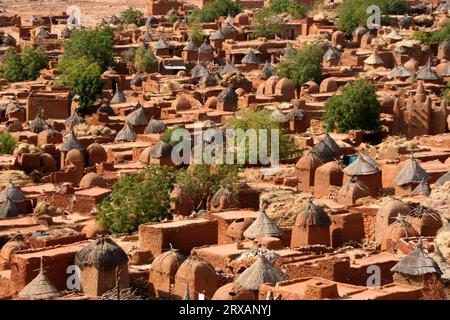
298, 201, 331, 227
75, 235, 128, 271
18, 258, 61, 299
0, 181, 26, 203
0, 197, 20, 218
126, 105, 148, 126
235, 256, 288, 291
210, 186, 239, 209
144, 118, 166, 134
65, 111, 84, 129
394, 156, 429, 186
410, 180, 431, 196
243, 211, 283, 239
343, 153, 378, 176
115, 122, 137, 142
150, 141, 172, 158
391, 239, 442, 276
60, 130, 85, 152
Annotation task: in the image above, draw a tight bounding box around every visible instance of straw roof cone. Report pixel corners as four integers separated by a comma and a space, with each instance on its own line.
0, 181, 26, 203
243, 210, 283, 239
19, 257, 61, 299
235, 256, 288, 291
343, 153, 378, 176
394, 155, 429, 186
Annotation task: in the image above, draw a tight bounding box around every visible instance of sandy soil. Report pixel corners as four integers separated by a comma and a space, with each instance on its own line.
0, 0, 147, 26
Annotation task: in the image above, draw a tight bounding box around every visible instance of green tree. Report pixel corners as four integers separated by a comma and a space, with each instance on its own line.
134, 46, 157, 73
60, 27, 115, 71
188, 24, 204, 42
189, 0, 241, 23
410, 22, 450, 44
277, 44, 323, 86
226, 109, 301, 163
96, 165, 176, 234
323, 80, 381, 133
0, 130, 16, 154
268, 0, 308, 18
1, 47, 48, 82
168, 11, 179, 23
176, 164, 240, 210
251, 7, 283, 39
161, 125, 185, 147
120, 7, 144, 26
337, 0, 409, 36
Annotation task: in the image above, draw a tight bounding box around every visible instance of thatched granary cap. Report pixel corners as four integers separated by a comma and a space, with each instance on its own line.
198, 38, 214, 54
115, 122, 137, 142
235, 255, 288, 291
18, 258, 61, 299
0, 197, 20, 218
260, 61, 275, 79
155, 37, 171, 50
343, 153, 378, 176
323, 46, 341, 62
60, 130, 85, 152
417, 60, 440, 81
243, 210, 283, 240
65, 111, 84, 128
221, 23, 236, 36
210, 29, 225, 40
433, 245, 450, 282
183, 39, 198, 52
0, 181, 26, 203
297, 200, 331, 227
30, 113, 48, 133
435, 171, 450, 187
220, 61, 239, 75
150, 140, 172, 159
144, 118, 166, 134
388, 64, 413, 79
364, 49, 383, 65
310, 140, 335, 163
241, 50, 259, 65
131, 72, 143, 87
75, 235, 128, 271
110, 84, 126, 104
287, 106, 303, 120
394, 155, 429, 186
143, 29, 152, 42
217, 85, 238, 103
191, 62, 208, 79
210, 186, 239, 209
410, 179, 431, 196
391, 238, 442, 276
199, 71, 218, 87
126, 104, 148, 126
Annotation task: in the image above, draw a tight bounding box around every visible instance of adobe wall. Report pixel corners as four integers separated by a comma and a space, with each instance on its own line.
138, 219, 218, 256
283, 257, 350, 283
27, 93, 70, 120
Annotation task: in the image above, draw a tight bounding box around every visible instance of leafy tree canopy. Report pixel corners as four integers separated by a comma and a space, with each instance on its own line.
187, 23, 204, 42
96, 165, 176, 234
120, 7, 144, 26
323, 80, 381, 133
410, 21, 450, 44
134, 46, 157, 73
0, 130, 16, 154
0, 46, 48, 82
189, 0, 241, 23
277, 44, 323, 86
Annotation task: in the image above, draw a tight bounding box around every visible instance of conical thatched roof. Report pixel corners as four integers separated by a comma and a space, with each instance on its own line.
435, 171, 450, 187
0, 197, 20, 218
235, 256, 288, 291
394, 155, 429, 186
155, 38, 170, 50
75, 235, 128, 271
298, 200, 331, 227
191, 62, 208, 79
0, 181, 26, 203
410, 179, 431, 196
115, 122, 137, 142
217, 85, 237, 103
30, 113, 48, 133
386, 28, 403, 40
60, 130, 85, 152
125, 104, 148, 126
210, 29, 225, 40
183, 39, 198, 52
417, 60, 440, 80
199, 71, 218, 87
150, 140, 172, 158
131, 72, 143, 87
260, 61, 275, 79
144, 118, 166, 134
287, 106, 303, 120
243, 211, 283, 240
65, 111, 84, 128
434, 245, 450, 282
241, 50, 259, 65
310, 140, 335, 163
110, 84, 126, 104
198, 38, 214, 54
364, 50, 383, 65
388, 64, 413, 78
143, 29, 152, 43
220, 61, 239, 75
343, 153, 378, 176
210, 186, 239, 209
323, 46, 341, 62
36, 27, 50, 39
18, 258, 61, 299
391, 238, 442, 276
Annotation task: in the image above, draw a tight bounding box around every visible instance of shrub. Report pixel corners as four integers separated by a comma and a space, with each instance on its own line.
168, 11, 179, 23
189, 0, 241, 23
120, 7, 144, 26
277, 44, 323, 86
323, 80, 381, 133
96, 165, 176, 234
134, 46, 157, 73
251, 7, 283, 39
1, 46, 48, 82
0, 131, 16, 154
187, 24, 204, 42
